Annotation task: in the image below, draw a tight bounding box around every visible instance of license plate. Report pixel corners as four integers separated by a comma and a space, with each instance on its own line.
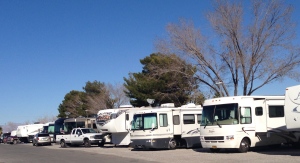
212, 145, 217, 149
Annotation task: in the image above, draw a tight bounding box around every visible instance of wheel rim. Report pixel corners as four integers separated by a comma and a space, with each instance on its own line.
169, 139, 176, 149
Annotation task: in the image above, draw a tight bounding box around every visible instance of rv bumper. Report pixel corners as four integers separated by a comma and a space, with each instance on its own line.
130, 138, 170, 149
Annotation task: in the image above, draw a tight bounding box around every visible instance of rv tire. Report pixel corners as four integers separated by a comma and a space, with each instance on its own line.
168, 139, 177, 150
238, 138, 250, 153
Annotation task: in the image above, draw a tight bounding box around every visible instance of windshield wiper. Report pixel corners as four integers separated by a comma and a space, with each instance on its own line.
215, 120, 222, 128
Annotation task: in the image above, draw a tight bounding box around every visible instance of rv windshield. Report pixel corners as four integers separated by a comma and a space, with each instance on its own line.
131, 113, 157, 130
201, 103, 239, 126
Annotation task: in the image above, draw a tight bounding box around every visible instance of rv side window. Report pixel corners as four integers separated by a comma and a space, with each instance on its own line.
173, 115, 180, 125
183, 114, 195, 124
126, 114, 129, 120
240, 107, 252, 124
159, 114, 168, 127
197, 114, 202, 124
255, 107, 263, 116
269, 105, 284, 118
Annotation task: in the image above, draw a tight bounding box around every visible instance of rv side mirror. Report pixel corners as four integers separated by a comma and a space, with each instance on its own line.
151, 123, 155, 130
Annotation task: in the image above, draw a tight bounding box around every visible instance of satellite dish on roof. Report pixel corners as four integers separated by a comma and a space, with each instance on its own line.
147, 99, 155, 105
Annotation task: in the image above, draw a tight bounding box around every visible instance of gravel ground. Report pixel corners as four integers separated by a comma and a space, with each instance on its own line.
45, 144, 300, 163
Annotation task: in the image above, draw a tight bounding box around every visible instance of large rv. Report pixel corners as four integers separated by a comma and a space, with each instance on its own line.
96, 105, 135, 146
284, 85, 300, 131
16, 123, 44, 143
200, 96, 299, 153
130, 103, 203, 149
53, 118, 67, 142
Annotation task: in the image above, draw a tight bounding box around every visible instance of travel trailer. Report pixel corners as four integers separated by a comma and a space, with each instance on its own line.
130, 103, 203, 149
16, 123, 44, 143
96, 105, 135, 146
200, 96, 299, 153
284, 85, 300, 131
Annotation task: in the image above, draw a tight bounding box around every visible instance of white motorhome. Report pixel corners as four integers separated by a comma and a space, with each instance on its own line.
200, 96, 298, 153
96, 105, 136, 146
16, 123, 44, 143
284, 85, 300, 131
130, 103, 202, 149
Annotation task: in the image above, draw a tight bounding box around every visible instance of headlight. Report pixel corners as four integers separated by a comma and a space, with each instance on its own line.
90, 136, 95, 139
226, 135, 234, 140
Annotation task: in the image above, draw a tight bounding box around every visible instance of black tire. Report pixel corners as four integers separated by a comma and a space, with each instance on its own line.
84, 139, 91, 148
210, 148, 221, 153
98, 138, 105, 147
60, 140, 66, 148
168, 139, 177, 150
238, 138, 250, 153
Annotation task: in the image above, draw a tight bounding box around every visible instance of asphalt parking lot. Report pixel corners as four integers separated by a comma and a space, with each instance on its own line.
43, 144, 300, 163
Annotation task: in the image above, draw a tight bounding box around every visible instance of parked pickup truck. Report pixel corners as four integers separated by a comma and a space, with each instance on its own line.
56, 128, 104, 148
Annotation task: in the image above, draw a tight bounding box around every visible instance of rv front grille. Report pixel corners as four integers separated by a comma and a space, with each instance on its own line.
204, 136, 224, 140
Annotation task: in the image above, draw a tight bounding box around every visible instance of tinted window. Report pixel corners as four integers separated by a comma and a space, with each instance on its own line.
269, 105, 284, 118
173, 115, 180, 125
255, 107, 263, 116
38, 133, 49, 137
183, 114, 195, 124
197, 114, 202, 124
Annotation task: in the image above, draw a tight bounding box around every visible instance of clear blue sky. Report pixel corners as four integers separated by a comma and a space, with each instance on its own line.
0, 0, 299, 126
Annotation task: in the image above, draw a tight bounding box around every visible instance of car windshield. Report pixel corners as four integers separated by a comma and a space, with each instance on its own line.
201, 103, 239, 126
81, 129, 97, 134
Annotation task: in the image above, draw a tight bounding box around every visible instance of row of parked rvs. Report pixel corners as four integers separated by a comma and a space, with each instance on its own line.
94, 84, 300, 153
2, 84, 300, 153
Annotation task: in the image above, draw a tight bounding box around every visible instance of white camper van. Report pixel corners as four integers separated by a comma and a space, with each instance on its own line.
284, 85, 300, 131
130, 103, 202, 149
16, 123, 44, 143
199, 96, 299, 153
96, 105, 135, 146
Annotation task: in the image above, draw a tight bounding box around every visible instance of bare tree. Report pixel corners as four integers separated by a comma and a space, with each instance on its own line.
2, 122, 20, 132
36, 115, 57, 123
106, 83, 130, 108
85, 93, 111, 114
156, 0, 300, 96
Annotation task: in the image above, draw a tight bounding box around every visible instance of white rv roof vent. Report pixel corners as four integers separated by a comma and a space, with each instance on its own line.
161, 103, 175, 108
181, 103, 196, 108
119, 105, 134, 108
